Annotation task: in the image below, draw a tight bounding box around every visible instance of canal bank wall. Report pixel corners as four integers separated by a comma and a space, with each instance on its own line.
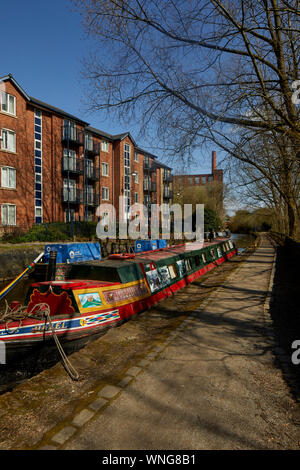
0, 246, 43, 281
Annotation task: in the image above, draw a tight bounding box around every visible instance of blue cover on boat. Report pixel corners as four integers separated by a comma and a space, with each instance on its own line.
135, 239, 167, 252
157, 239, 167, 249
43, 242, 101, 264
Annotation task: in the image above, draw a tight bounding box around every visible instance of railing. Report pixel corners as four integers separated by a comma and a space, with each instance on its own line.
61, 188, 83, 204
143, 181, 157, 192
163, 173, 174, 182
163, 189, 173, 199
86, 166, 100, 180
61, 125, 82, 145
84, 192, 100, 207
85, 139, 100, 156
62, 156, 83, 174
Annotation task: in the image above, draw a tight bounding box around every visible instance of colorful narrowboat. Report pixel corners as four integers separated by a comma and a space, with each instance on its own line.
0, 238, 237, 358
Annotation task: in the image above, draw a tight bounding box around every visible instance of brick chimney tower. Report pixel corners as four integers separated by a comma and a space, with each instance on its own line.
212, 150, 217, 172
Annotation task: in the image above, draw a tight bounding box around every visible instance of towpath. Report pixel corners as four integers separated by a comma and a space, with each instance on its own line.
35, 234, 299, 450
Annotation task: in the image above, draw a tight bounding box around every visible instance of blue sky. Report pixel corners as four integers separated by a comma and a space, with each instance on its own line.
1, 0, 218, 175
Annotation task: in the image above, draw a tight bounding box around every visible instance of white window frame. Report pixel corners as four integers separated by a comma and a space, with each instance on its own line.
1, 129, 16, 153
102, 187, 109, 201
1, 204, 16, 226
1, 166, 16, 189
134, 151, 138, 162
1, 92, 16, 116
134, 172, 139, 184
101, 140, 109, 152
102, 162, 109, 176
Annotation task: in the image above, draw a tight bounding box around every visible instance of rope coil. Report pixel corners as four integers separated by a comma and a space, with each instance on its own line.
0, 301, 80, 381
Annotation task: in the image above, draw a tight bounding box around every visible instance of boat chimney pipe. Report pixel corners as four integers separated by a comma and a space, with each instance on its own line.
47, 250, 57, 281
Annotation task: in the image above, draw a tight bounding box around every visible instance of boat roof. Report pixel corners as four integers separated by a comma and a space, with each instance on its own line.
31, 280, 120, 290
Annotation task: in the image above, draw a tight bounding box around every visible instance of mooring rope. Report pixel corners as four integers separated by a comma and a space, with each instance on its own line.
0, 302, 80, 381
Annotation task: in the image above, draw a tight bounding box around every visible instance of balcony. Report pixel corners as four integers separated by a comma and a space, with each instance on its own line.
62, 156, 83, 175
163, 189, 173, 200
85, 138, 100, 156
84, 192, 100, 207
61, 125, 82, 145
86, 166, 100, 181
143, 181, 157, 192
143, 160, 157, 172
61, 188, 83, 204
163, 173, 174, 183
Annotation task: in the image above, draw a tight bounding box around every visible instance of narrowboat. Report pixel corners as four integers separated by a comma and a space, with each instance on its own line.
0, 238, 237, 359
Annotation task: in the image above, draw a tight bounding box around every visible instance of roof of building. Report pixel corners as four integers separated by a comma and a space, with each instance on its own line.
1, 74, 172, 170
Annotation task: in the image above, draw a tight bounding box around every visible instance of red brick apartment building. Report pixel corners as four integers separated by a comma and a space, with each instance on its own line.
0, 74, 173, 232
174, 151, 224, 209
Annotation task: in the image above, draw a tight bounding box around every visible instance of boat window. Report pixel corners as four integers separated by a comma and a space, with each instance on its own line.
217, 247, 222, 257
168, 264, 178, 279
202, 252, 207, 263
195, 255, 201, 266
229, 240, 233, 249
176, 260, 186, 277
185, 258, 192, 271
210, 249, 216, 259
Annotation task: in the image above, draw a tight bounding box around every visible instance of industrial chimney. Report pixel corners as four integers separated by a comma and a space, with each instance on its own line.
212, 151, 217, 172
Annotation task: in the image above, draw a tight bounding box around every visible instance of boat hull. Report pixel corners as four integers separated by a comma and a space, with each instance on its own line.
0, 245, 237, 360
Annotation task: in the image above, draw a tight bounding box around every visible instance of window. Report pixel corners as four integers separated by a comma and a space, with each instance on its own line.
63, 149, 77, 171
63, 179, 77, 202
65, 208, 75, 223
1, 92, 16, 116
86, 160, 93, 178
85, 134, 93, 151
102, 162, 109, 176
195, 176, 200, 184
134, 151, 138, 162
1, 167, 16, 189
1, 129, 16, 152
188, 177, 193, 185
63, 120, 77, 141
208, 176, 213, 182
101, 140, 108, 152
1, 204, 16, 226
134, 172, 139, 184
102, 187, 109, 201
134, 192, 139, 203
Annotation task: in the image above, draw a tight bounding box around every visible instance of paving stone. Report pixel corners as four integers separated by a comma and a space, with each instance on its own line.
51, 426, 77, 445
98, 385, 121, 399
126, 366, 142, 376
118, 376, 133, 387
72, 408, 95, 427
137, 359, 150, 367
88, 397, 108, 412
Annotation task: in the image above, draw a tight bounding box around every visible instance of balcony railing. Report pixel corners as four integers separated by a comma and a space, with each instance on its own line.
85, 166, 100, 180
85, 139, 100, 156
143, 181, 157, 192
61, 188, 83, 204
84, 192, 100, 207
61, 125, 82, 145
163, 189, 173, 199
62, 156, 83, 175
163, 173, 174, 183
143, 161, 157, 172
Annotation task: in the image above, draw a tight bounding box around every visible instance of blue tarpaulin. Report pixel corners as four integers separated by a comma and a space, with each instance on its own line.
43, 242, 101, 264
135, 240, 167, 253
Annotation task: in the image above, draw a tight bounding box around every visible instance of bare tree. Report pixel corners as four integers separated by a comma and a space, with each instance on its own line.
73, 0, 300, 235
